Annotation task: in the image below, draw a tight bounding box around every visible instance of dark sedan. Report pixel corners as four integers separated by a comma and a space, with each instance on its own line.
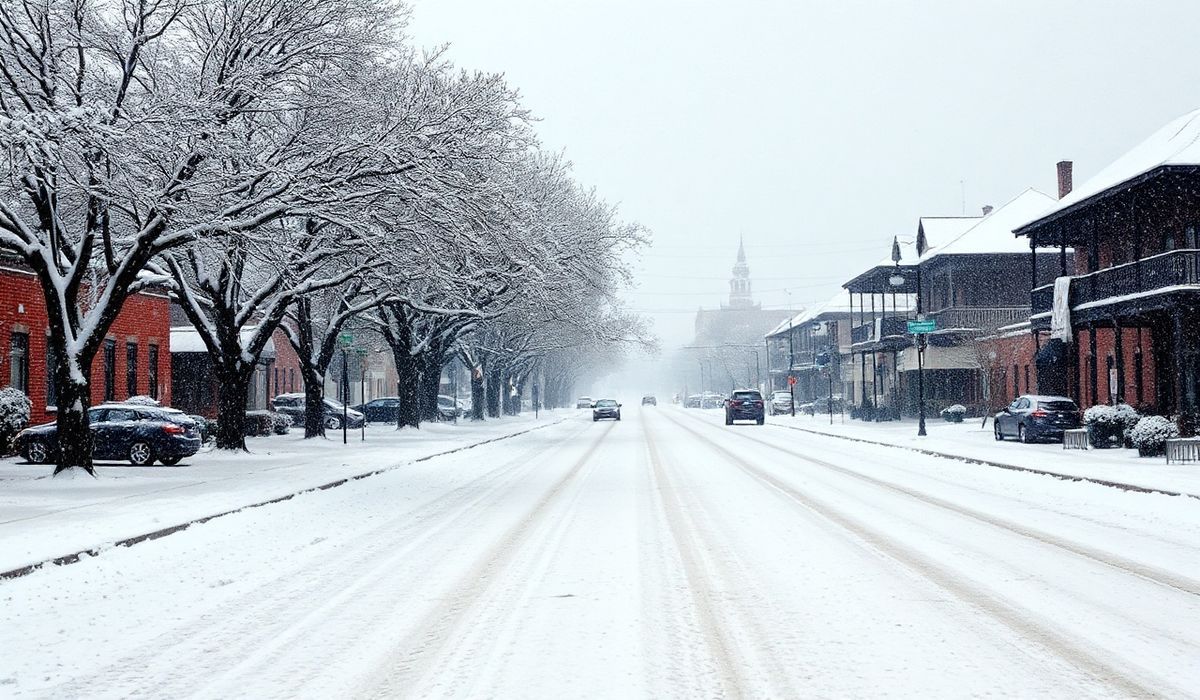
592, 399, 621, 421
353, 397, 401, 423
994, 395, 1081, 443
725, 389, 765, 425
15, 405, 203, 466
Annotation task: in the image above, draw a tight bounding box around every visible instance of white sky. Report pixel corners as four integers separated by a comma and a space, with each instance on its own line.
406, 0, 1200, 346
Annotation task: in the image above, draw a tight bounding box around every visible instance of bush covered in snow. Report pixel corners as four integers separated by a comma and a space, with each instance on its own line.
0, 386, 31, 453
941, 404, 967, 422
1130, 415, 1179, 457
1084, 404, 1136, 448
271, 411, 293, 435
123, 395, 160, 406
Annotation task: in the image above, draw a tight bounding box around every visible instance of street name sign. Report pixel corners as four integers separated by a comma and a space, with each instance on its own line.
907, 319, 936, 334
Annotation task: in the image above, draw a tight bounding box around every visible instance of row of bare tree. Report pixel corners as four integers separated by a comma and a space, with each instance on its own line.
0, 0, 648, 474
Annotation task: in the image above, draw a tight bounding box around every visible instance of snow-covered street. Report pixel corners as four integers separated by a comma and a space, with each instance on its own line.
3, 406, 1198, 698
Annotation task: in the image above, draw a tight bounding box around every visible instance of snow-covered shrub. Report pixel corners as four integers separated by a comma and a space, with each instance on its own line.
271, 411, 293, 435
1084, 404, 1130, 448
0, 387, 31, 454
941, 404, 967, 423
1130, 415, 1179, 457
124, 395, 160, 406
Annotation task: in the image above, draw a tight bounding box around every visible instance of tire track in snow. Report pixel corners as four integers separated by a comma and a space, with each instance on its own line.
360, 421, 614, 697
642, 411, 798, 699
39, 419, 596, 699
662, 410, 1162, 698
683, 409, 1200, 598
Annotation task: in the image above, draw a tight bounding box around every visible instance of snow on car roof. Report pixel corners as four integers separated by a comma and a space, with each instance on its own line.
1017, 107, 1200, 232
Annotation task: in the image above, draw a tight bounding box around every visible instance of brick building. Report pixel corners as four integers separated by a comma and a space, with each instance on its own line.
0, 262, 171, 421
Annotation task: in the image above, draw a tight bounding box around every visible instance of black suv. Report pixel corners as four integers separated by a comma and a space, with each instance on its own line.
725, 389, 765, 425
16, 405, 203, 466
994, 395, 1081, 443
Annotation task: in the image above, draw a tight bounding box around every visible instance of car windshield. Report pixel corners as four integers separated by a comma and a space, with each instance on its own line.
595, 400, 617, 407
733, 391, 761, 401
1039, 400, 1078, 411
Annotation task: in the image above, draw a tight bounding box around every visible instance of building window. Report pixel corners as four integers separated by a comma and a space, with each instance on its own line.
1188, 226, 1197, 249
290, 368, 295, 392
148, 345, 159, 399
46, 343, 57, 408
103, 339, 116, 402
274, 367, 280, 398
1024, 365, 1031, 394
126, 342, 138, 398
1012, 364, 1019, 397
1134, 347, 1144, 405
9, 332, 28, 395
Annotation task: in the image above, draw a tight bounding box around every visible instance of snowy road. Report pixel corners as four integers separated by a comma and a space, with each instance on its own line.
3, 406, 1199, 697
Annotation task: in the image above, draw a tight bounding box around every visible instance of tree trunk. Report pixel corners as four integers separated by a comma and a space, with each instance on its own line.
52, 368, 95, 476
302, 367, 326, 438
470, 366, 485, 421
485, 365, 502, 418
214, 364, 252, 450
417, 353, 441, 422
393, 347, 421, 429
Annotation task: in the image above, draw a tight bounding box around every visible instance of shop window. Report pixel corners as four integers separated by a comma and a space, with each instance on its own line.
148, 345, 159, 399
126, 342, 138, 398
9, 332, 28, 395
103, 339, 116, 402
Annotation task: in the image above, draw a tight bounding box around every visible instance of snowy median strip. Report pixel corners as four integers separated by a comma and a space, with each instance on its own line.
0, 417, 567, 581
774, 422, 1200, 500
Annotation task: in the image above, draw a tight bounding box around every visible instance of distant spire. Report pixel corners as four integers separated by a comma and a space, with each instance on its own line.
737, 235, 746, 263
729, 236, 752, 308
891, 236, 902, 264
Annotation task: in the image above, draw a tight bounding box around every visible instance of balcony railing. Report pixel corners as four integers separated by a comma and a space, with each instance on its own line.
850, 316, 910, 345
1031, 248, 1200, 315
927, 307, 1029, 332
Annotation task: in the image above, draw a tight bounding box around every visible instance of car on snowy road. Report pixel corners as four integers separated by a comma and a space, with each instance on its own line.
994, 395, 1081, 443
768, 390, 793, 415
15, 404, 203, 466
592, 399, 621, 421
272, 393, 364, 430
576, 396, 594, 409
724, 389, 765, 425
641, 395, 657, 406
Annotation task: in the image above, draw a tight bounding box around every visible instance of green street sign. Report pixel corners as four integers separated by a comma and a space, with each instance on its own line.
337, 332, 354, 346
907, 319, 936, 334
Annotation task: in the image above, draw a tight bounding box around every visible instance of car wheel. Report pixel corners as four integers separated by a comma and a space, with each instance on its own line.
24, 440, 49, 464
128, 441, 155, 466
325, 416, 342, 430
160, 456, 182, 466
592, 416, 598, 422
994, 422, 1004, 441
1018, 424, 1031, 444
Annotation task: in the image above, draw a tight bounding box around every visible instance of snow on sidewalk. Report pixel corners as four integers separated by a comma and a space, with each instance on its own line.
767, 411, 1200, 497
0, 412, 566, 575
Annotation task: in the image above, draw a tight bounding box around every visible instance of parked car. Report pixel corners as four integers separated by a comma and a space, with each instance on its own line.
725, 389, 765, 425
353, 396, 401, 423
641, 395, 657, 406
592, 398, 621, 421
271, 393, 364, 430
994, 394, 1081, 443
576, 396, 595, 409
15, 404, 202, 466
700, 393, 724, 409
768, 390, 793, 415
437, 395, 465, 420
684, 394, 702, 408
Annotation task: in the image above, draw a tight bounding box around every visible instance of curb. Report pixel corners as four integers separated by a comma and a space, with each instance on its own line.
773, 422, 1200, 501
0, 417, 568, 581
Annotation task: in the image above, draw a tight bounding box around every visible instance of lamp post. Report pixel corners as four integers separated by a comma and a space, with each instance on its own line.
888, 236, 926, 437
786, 288, 795, 417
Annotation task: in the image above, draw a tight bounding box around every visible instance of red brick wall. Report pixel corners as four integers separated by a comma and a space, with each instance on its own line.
1075, 326, 1156, 411
0, 266, 171, 421
268, 327, 304, 398
979, 332, 1038, 408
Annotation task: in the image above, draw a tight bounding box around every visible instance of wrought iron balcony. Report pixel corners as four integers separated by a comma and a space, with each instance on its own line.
926, 307, 1030, 332
850, 316, 910, 345
1031, 248, 1200, 315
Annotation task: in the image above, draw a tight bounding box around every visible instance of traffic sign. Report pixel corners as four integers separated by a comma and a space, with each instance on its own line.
337, 332, 354, 347
907, 319, 936, 334
787, 376, 797, 386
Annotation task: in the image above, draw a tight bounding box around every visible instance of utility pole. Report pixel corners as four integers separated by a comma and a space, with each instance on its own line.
917, 263, 927, 437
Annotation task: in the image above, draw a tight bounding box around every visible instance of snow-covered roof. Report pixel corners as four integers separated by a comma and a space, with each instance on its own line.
765, 309, 807, 338
925, 188, 1058, 258
170, 325, 276, 356
917, 216, 980, 255
764, 290, 856, 338
1017, 107, 1200, 232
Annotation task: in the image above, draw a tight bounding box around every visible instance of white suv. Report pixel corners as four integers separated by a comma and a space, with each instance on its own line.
769, 390, 793, 415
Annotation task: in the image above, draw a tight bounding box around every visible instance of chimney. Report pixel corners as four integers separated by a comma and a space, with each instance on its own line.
981, 205, 994, 215
1056, 160, 1073, 199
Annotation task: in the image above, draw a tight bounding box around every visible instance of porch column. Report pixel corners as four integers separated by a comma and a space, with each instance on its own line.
1113, 321, 1126, 404
1088, 324, 1099, 406
1059, 223, 1068, 277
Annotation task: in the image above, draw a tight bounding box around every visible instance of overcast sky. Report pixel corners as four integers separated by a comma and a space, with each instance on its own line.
407, 0, 1200, 346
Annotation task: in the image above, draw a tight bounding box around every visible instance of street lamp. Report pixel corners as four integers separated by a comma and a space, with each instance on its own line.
785, 288, 795, 417
888, 253, 926, 437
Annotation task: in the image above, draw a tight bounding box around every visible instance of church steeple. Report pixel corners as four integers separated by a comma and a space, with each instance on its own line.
729, 236, 753, 308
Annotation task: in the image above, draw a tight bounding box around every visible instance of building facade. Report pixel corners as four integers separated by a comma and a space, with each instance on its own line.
0, 262, 171, 421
